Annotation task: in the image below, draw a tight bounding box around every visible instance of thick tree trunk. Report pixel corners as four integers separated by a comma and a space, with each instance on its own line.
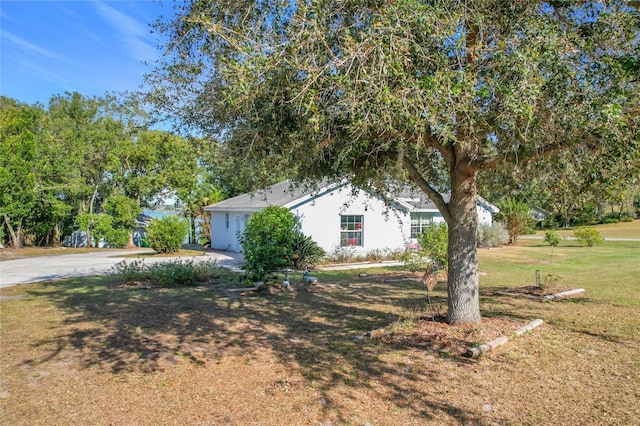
52, 222, 60, 247
3, 214, 21, 249
446, 170, 482, 324
127, 232, 136, 248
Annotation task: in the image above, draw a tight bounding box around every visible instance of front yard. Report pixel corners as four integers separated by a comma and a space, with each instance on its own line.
1, 233, 638, 425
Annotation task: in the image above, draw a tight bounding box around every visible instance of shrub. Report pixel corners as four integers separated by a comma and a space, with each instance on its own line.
147, 215, 189, 253
240, 206, 302, 281
574, 227, 603, 247
495, 198, 532, 244
79, 213, 130, 248
416, 222, 448, 270
543, 229, 560, 248
620, 213, 634, 222
325, 245, 358, 263
600, 213, 620, 224
476, 223, 509, 248
146, 259, 200, 286
291, 231, 326, 269
541, 217, 560, 229
572, 205, 598, 226
109, 260, 151, 282
539, 273, 561, 290
401, 249, 430, 273
109, 259, 221, 287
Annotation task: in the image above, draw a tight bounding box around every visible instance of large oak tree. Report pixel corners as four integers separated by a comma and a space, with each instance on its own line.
147, 1, 639, 324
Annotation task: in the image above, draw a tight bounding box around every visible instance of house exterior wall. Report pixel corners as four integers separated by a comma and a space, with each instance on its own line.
209, 184, 497, 254
210, 210, 252, 252
289, 185, 410, 255
476, 204, 495, 227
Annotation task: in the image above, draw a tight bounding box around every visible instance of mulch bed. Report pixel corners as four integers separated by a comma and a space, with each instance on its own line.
370, 314, 528, 358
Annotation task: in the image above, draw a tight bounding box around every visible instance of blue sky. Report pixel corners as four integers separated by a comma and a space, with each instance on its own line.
1, 0, 170, 105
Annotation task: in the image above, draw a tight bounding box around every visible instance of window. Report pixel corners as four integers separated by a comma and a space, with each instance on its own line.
410, 213, 435, 238
340, 215, 363, 246
225, 213, 229, 229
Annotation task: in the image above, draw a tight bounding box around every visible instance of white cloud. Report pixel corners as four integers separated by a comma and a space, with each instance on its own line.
1, 30, 61, 60
93, 1, 156, 62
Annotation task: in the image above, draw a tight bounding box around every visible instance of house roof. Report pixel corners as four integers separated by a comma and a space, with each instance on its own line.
204, 181, 328, 212
204, 180, 498, 214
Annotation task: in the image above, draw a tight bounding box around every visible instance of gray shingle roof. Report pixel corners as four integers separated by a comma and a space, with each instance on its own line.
205, 180, 497, 213
204, 181, 324, 212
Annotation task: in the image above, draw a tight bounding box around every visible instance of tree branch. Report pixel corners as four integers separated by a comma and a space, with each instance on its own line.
402, 156, 452, 224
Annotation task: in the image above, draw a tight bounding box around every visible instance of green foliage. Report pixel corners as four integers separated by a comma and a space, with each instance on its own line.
574, 227, 603, 247
240, 206, 298, 281
496, 198, 532, 244
109, 259, 221, 287
291, 231, 326, 270
416, 222, 448, 271
401, 250, 430, 273
147, 215, 189, 253
0, 93, 223, 249
544, 230, 560, 248
476, 223, 508, 248
146, 0, 639, 324
539, 273, 561, 291
104, 194, 141, 233
326, 246, 358, 264
620, 214, 634, 223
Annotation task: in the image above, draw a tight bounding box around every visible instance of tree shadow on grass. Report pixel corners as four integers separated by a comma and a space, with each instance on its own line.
23, 273, 507, 424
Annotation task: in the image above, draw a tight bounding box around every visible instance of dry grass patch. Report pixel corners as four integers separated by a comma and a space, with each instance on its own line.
1, 240, 639, 425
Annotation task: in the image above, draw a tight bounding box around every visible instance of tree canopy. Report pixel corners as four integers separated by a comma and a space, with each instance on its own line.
0, 92, 228, 248
147, 1, 639, 324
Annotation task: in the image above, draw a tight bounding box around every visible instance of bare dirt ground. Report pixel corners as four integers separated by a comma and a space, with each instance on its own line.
1, 269, 638, 425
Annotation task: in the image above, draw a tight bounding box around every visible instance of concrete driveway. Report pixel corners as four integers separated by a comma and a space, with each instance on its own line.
0, 250, 245, 289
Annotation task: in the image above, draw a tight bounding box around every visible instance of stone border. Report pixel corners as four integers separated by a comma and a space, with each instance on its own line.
497, 288, 586, 301
464, 318, 544, 358
543, 288, 585, 300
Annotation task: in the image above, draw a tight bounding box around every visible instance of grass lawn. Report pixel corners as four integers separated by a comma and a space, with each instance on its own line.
1, 229, 638, 424
532, 219, 640, 239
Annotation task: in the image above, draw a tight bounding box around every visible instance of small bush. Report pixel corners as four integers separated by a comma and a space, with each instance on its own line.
600, 213, 620, 224
476, 223, 509, 248
326, 245, 358, 263
241, 206, 296, 281
109, 259, 221, 287
416, 222, 448, 270
574, 227, 603, 247
541, 217, 560, 229
539, 273, 561, 290
401, 249, 430, 273
620, 213, 634, 222
544, 229, 560, 248
147, 216, 189, 254
291, 231, 326, 269
109, 259, 151, 282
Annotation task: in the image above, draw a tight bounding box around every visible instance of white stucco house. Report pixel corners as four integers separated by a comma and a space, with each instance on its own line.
204, 180, 499, 254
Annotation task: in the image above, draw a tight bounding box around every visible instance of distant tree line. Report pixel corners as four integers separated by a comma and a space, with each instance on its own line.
1, 87, 637, 250
0, 92, 285, 249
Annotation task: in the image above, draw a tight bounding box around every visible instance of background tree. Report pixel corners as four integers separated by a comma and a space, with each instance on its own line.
0, 97, 42, 248
147, 215, 189, 254
495, 198, 532, 244
103, 193, 142, 248
148, 1, 639, 324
